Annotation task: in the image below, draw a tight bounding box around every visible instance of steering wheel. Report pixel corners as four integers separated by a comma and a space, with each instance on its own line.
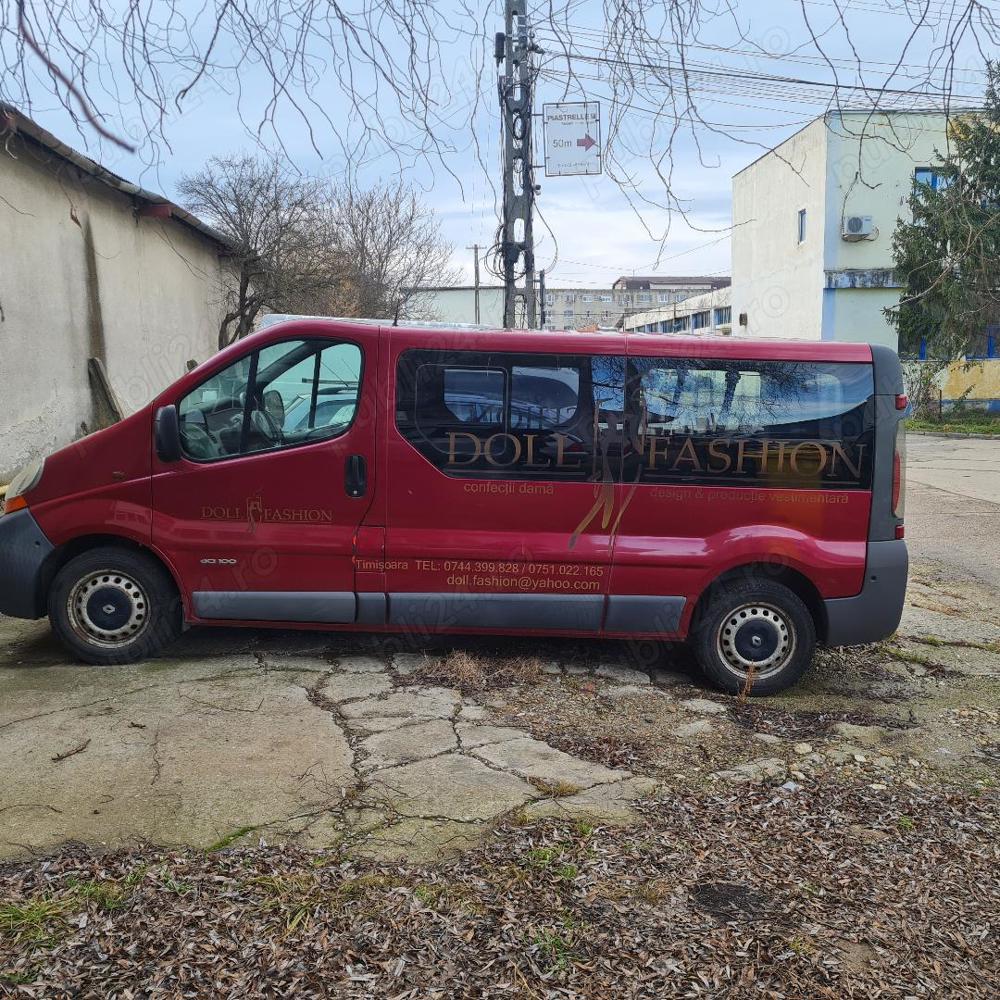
249, 405, 283, 447
180, 421, 221, 460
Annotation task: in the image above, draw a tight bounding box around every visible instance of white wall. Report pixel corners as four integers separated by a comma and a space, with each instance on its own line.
0, 138, 233, 480
822, 112, 947, 347
410, 287, 505, 327
731, 117, 828, 341
732, 111, 949, 350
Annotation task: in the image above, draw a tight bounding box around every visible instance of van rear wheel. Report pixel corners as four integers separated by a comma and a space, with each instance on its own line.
49, 547, 182, 664
692, 580, 815, 696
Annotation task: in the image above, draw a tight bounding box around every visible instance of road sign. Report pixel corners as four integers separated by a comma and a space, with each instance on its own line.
542, 102, 602, 177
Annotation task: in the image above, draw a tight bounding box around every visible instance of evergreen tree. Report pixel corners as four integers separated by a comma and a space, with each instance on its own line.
888, 62, 1000, 411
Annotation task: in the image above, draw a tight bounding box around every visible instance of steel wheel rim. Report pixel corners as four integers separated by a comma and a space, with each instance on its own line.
716, 602, 795, 680
67, 569, 150, 648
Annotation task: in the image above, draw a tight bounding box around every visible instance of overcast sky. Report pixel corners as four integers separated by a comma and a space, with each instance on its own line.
17, 0, 990, 289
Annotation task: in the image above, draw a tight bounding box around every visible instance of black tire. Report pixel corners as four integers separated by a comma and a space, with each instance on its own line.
48, 546, 182, 664
691, 579, 816, 696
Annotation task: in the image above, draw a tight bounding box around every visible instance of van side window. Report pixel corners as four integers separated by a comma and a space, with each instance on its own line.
177, 339, 362, 462
396, 350, 623, 481
627, 359, 874, 488
417, 366, 506, 430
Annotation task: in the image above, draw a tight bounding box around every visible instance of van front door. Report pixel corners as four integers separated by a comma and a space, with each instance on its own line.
152, 330, 378, 624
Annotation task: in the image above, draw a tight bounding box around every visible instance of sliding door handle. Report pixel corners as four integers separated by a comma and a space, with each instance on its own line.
345, 454, 367, 498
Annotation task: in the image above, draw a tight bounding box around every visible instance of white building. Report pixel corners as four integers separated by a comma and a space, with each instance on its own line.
624, 285, 732, 336
731, 111, 949, 349
412, 275, 730, 330
0, 106, 239, 481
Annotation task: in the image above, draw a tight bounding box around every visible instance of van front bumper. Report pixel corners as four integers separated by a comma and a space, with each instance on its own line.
823, 539, 908, 647
0, 508, 53, 619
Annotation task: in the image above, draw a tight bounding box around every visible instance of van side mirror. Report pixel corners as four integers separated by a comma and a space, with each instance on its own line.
155, 405, 182, 462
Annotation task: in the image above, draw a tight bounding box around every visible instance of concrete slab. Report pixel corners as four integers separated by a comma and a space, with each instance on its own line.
338, 687, 461, 728
0, 661, 354, 857
337, 655, 388, 674
352, 817, 486, 862
525, 776, 658, 825
455, 723, 529, 748
363, 753, 535, 822
595, 663, 651, 685
359, 720, 457, 771
471, 736, 629, 789
320, 672, 393, 703
679, 697, 729, 715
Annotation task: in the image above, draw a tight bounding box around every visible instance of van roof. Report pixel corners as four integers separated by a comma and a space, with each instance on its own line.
252, 317, 875, 363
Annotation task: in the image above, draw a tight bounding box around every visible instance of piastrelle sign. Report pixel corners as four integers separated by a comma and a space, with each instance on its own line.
542, 102, 602, 177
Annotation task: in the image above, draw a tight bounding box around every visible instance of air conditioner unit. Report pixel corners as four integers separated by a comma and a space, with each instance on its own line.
842, 215, 874, 241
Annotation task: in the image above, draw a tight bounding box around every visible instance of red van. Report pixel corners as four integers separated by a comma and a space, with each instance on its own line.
0, 320, 907, 694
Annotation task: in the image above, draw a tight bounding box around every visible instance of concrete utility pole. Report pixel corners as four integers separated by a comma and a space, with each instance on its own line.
538, 269, 546, 328
497, 0, 537, 329
466, 243, 481, 324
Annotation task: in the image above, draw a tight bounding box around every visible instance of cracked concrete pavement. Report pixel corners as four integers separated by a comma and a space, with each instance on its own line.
1, 433, 997, 862
0, 630, 663, 861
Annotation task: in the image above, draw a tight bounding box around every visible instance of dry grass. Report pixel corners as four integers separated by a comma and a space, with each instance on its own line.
527, 777, 581, 798
414, 649, 544, 692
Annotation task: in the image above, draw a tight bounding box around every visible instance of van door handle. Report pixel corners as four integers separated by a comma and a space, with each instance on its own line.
345, 454, 367, 498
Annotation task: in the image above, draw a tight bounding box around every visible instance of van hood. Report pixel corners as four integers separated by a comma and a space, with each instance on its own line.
25, 406, 154, 508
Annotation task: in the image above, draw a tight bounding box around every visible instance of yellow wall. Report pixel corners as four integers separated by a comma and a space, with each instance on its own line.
943, 360, 1000, 402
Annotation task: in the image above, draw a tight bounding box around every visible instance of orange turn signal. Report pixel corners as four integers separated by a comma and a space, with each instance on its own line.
2, 494, 27, 514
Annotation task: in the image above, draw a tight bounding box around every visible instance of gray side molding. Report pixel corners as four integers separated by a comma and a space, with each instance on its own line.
823, 539, 908, 646
0, 508, 53, 619
605, 595, 685, 634
356, 592, 387, 625
388, 592, 604, 631
193, 591, 357, 623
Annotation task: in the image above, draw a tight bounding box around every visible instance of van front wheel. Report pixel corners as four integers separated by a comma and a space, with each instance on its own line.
692, 580, 815, 696
49, 547, 182, 664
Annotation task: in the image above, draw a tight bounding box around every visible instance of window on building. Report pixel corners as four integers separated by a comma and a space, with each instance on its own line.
638, 293, 652, 304
562, 292, 575, 304
657, 292, 672, 304
966, 327, 998, 360
581, 294, 593, 303
914, 167, 948, 192
714, 306, 732, 326
599, 293, 613, 303
691, 310, 711, 330
797, 208, 807, 243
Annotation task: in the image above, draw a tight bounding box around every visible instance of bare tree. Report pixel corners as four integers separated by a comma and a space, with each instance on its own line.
328, 180, 457, 321
177, 155, 346, 348
4, 2, 999, 258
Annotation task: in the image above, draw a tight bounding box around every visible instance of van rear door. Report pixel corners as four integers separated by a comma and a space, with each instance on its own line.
151, 324, 380, 624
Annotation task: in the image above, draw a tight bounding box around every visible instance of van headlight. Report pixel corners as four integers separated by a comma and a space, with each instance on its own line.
3, 458, 45, 513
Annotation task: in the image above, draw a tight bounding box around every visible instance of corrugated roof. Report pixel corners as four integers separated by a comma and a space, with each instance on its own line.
0, 104, 237, 252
